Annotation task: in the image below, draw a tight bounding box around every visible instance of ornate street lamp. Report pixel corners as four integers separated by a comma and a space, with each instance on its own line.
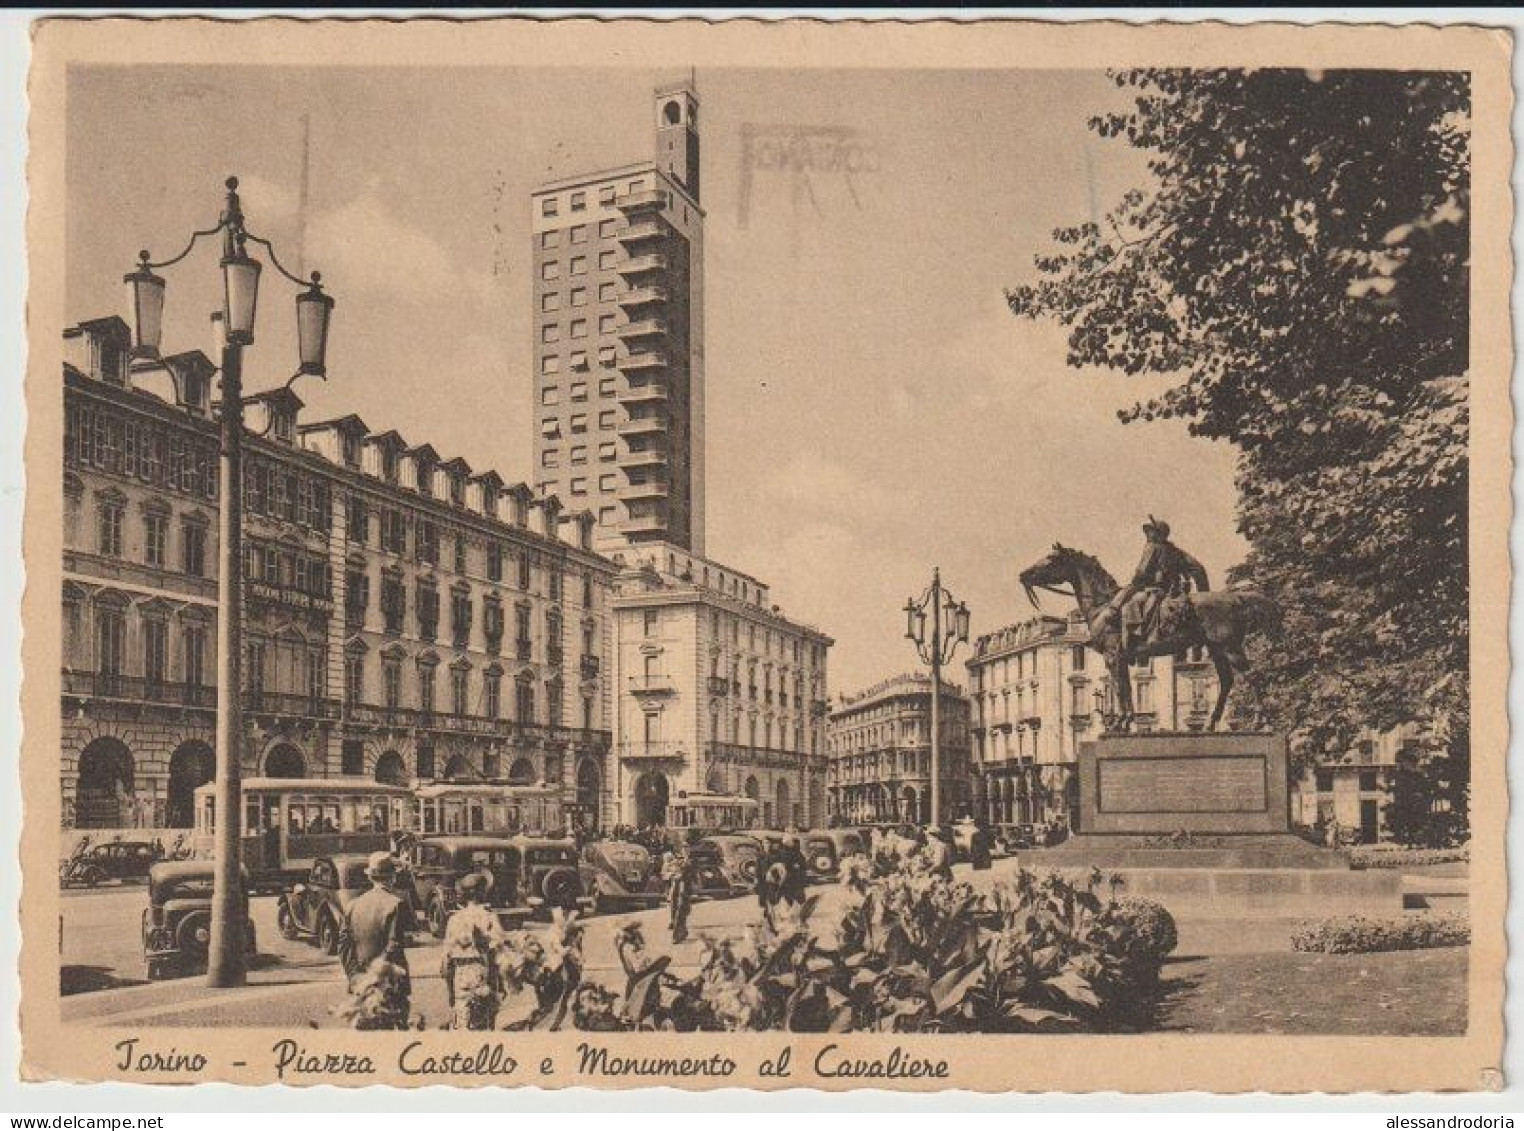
125, 176, 334, 987
903, 567, 970, 826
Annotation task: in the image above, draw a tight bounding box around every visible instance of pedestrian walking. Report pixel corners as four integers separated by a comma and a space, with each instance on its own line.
337, 851, 415, 1028
970, 822, 993, 871
928, 826, 955, 881
440, 872, 504, 1030
662, 847, 695, 943
775, 834, 809, 906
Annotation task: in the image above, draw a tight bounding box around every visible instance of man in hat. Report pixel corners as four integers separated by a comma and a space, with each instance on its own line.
338, 851, 415, 986
1108, 517, 1210, 656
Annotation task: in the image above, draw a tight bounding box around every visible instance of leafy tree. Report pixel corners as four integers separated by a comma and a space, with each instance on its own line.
1007, 69, 1469, 825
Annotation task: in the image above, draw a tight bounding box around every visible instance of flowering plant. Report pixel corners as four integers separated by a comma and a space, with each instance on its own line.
333, 958, 417, 1030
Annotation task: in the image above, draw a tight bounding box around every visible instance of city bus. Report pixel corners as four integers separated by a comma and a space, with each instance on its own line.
192, 777, 413, 888
413, 781, 564, 837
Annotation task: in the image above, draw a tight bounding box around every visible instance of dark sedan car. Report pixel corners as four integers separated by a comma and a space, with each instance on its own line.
277, 854, 412, 955
579, 839, 664, 913
510, 836, 592, 919
407, 837, 524, 937
684, 839, 738, 899
694, 834, 763, 895
62, 840, 160, 888
141, 861, 256, 980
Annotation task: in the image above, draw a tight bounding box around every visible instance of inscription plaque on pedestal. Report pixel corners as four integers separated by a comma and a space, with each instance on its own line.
1077, 732, 1289, 835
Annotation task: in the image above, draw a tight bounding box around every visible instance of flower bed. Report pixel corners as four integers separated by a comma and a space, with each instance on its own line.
1290, 913, 1469, 954
1347, 845, 1469, 870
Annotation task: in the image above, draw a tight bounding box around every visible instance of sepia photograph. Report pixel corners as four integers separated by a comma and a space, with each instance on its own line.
15, 15, 1512, 1096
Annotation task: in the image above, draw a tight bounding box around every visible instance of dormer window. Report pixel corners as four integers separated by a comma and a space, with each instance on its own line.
450, 476, 465, 507
98, 335, 125, 386
273, 410, 294, 443
341, 432, 361, 469
381, 449, 399, 484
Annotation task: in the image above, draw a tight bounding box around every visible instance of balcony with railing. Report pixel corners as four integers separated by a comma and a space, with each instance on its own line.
616, 219, 667, 246
616, 285, 669, 311
705, 740, 804, 772
62, 670, 218, 710
516, 638, 533, 662
618, 478, 670, 503
617, 414, 669, 438
615, 253, 668, 279
243, 689, 342, 721
615, 189, 667, 214
617, 350, 668, 373
707, 675, 731, 696
580, 654, 601, 679
616, 317, 669, 343
621, 510, 670, 537
618, 381, 668, 408
622, 447, 669, 471
617, 739, 691, 765
546, 644, 564, 668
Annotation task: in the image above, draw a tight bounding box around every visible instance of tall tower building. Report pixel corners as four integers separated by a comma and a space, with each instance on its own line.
531, 81, 705, 555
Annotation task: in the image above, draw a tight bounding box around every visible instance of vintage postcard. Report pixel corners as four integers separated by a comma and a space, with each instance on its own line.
19, 17, 1511, 1092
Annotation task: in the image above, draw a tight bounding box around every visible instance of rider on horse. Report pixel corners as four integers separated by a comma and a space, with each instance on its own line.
1106, 517, 1210, 656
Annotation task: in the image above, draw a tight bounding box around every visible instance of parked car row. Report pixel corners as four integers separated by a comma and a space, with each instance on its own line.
140, 821, 1017, 980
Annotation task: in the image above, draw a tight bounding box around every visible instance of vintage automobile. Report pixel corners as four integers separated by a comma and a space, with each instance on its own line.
406, 836, 525, 937
693, 833, 763, 895
995, 823, 1036, 855
801, 831, 848, 883
578, 838, 664, 913
509, 835, 592, 918
683, 838, 738, 899
62, 840, 160, 888
141, 861, 256, 981
276, 854, 414, 955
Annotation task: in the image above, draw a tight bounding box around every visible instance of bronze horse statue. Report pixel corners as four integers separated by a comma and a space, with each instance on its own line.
1018, 543, 1279, 732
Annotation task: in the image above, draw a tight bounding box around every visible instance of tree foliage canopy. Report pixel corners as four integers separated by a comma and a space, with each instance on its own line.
1007, 69, 1470, 778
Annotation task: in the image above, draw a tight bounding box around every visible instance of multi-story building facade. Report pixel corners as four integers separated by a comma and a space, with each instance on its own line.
60, 315, 617, 834
531, 82, 705, 555
825, 673, 971, 826
966, 613, 1219, 827
606, 542, 832, 830
1292, 729, 1412, 843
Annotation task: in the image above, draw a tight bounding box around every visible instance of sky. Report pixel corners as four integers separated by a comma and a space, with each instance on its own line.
64, 64, 1247, 695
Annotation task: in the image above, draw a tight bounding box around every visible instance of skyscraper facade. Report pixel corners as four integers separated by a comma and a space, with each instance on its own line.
531, 82, 705, 555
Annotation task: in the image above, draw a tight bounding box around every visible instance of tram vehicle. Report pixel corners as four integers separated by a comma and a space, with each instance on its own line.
665, 791, 760, 833
192, 777, 413, 890
413, 781, 564, 837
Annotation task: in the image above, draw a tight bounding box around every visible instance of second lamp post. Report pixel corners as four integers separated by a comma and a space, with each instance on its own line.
903, 568, 970, 826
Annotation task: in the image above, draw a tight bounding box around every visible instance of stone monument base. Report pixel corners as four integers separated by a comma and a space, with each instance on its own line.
1032, 732, 1403, 919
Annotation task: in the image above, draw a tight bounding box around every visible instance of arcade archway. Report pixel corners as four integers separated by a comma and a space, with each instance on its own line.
75, 737, 133, 829
166, 741, 214, 828
374, 750, 407, 786
575, 758, 602, 832
634, 771, 669, 828
264, 743, 306, 779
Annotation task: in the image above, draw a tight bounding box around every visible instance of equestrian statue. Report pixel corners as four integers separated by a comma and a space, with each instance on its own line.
1017, 518, 1280, 732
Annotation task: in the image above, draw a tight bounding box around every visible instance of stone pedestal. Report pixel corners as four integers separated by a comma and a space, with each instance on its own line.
1077, 731, 1290, 836
1021, 732, 1403, 920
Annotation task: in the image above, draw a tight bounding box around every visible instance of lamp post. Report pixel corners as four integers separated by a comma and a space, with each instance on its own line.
903, 568, 970, 826
125, 176, 334, 987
